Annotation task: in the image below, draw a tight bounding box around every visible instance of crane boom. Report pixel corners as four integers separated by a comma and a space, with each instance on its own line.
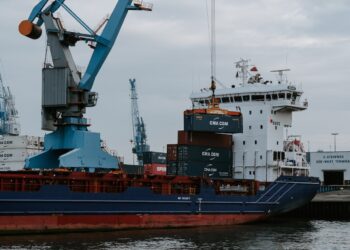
130, 79, 150, 165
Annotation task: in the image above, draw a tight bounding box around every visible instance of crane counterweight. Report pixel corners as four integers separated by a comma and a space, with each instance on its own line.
18, 20, 42, 39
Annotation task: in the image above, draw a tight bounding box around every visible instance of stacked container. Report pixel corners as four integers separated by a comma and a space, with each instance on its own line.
166, 109, 242, 179
167, 131, 233, 178
121, 164, 144, 175
0, 135, 43, 171
143, 151, 167, 175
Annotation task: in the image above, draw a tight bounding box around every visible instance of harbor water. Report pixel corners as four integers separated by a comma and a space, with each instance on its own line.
0, 218, 349, 249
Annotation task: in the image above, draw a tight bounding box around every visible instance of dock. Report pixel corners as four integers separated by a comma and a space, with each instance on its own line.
285, 189, 350, 219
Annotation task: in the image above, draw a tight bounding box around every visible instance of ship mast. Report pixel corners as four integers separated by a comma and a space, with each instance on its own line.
235, 59, 250, 86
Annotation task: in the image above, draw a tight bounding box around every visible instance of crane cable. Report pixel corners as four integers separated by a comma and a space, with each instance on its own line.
210, 0, 216, 84
206, 0, 227, 89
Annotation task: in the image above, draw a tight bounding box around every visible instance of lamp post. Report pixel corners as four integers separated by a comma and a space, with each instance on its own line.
331, 133, 338, 152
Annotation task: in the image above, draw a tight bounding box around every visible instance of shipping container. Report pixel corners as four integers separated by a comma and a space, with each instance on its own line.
143, 152, 167, 164
0, 135, 43, 150
177, 145, 232, 163
184, 114, 243, 134
0, 161, 25, 171
177, 161, 232, 179
178, 131, 233, 148
0, 148, 41, 163
144, 163, 167, 176
166, 144, 178, 162
166, 162, 177, 176
121, 164, 144, 175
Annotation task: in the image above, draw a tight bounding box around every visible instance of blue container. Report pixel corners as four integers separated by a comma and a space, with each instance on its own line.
143, 152, 167, 164
177, 161, 232, 178
184, 114, 243, 134
177, 145, 232, 163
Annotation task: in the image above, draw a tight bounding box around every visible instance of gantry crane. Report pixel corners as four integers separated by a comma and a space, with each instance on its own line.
19, 0, 152, 172
129, 79, 150, 165
0, 71, 20, 136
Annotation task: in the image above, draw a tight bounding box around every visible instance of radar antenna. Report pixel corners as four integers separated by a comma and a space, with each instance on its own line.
271, 69, 290, 84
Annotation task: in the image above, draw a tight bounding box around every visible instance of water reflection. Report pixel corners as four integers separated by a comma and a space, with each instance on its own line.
0, 219, 348, 250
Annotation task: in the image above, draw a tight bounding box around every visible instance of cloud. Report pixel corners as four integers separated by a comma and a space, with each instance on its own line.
0, 0, 349, 163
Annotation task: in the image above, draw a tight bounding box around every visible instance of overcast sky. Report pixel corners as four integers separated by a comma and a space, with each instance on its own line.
0, 0, 349, 163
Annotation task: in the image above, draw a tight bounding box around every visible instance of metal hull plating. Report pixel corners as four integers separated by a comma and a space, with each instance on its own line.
0, 176, 319, 232
0, 214, 266, 232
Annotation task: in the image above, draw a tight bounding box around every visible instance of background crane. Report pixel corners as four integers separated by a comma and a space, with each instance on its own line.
0, 71, 20, 136
129, 79, 150, 165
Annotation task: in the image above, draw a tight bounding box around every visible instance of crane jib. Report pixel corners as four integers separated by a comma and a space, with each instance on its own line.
23, 0, 152, 91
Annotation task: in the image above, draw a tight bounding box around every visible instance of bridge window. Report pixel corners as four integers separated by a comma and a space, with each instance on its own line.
272, 94, 278, 100
243, 95, 250, 102
252, 95, 265, 101
266, 94, 271, 101
222, 97, 230, 103
287, 93, 292, 99
278, 93, 285, 99
234, 96, 242, 102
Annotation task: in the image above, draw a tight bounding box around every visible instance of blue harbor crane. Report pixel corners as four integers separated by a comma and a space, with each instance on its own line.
0, 71, 20, 136
19, 0, 152, 172
129, 79, 150, 165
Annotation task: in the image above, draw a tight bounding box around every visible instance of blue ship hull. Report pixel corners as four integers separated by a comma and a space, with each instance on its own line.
0, 175, 319, 232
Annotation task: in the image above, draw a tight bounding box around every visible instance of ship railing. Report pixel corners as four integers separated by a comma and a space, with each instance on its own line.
318, 185, 350, 193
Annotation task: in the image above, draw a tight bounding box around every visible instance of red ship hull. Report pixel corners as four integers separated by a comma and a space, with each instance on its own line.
0, 214, 267, 232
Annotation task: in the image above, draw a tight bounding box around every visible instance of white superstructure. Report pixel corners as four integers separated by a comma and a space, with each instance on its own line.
190, 59, 309, 182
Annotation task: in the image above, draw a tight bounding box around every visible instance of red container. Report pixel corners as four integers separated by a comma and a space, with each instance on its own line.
178, 131, 233, 148
167, 144, 178, 162
144, 163, 167, 176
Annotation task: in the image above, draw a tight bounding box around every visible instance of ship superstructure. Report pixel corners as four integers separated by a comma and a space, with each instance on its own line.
190, 59, 309, 182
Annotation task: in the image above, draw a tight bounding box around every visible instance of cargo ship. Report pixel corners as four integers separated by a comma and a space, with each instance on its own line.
0, 82, 320, 233
0, 0, 320, 233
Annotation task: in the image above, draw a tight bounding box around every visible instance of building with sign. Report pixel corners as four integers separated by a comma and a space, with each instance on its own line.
308, 151, 350, 185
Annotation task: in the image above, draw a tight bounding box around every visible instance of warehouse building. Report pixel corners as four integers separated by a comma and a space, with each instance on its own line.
308, 151, 350, 185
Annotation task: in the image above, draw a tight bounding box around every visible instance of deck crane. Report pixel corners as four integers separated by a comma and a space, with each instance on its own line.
129, 79, 150, 165
19, 0, 152, 172
0, 72, 20, 136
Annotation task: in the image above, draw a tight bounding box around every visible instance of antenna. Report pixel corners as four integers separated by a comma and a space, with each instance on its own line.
235, 59, 250, 86
271, 69, 290, 84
